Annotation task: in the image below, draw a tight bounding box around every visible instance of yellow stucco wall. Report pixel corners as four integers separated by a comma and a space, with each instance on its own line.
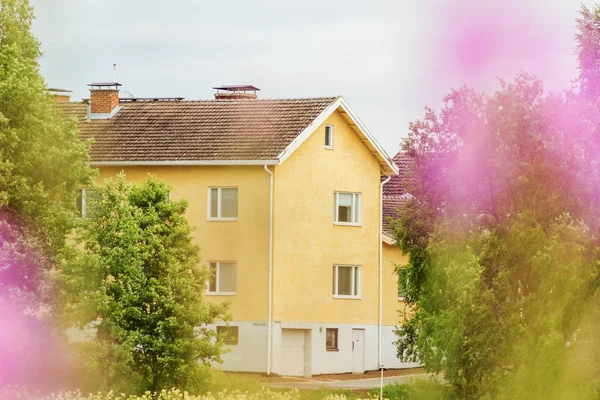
94, 165, 270, 322
271, 110, 385, 324
382, 242, 408, 326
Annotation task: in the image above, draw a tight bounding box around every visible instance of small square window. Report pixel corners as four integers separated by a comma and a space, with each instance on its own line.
208, 187, 238, 220
325, 125, 334, 149
332, 265, 361, 298
334, 192, 361, 225
217, 326, 239, 345
326, 328, 338, 351
207, 262, 237, 294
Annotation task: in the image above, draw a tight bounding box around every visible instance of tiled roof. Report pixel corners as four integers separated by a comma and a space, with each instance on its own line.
382, 152, 413, 237
382, 195, 412, 236
58, 98, 338, 162
383, 152, 411, 196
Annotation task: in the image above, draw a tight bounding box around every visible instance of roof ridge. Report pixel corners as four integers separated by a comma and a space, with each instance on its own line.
181, 96, 339, 103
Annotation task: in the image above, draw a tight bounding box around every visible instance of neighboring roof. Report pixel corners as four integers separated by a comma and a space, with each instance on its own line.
382, 152, 413, 240
382, 195, 411, 237
58, 98, 337, 164
383, 152, 411, 196
58, 96, 398, 174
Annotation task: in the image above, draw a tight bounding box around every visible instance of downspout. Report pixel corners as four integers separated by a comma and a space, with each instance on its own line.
379, 175, 392, 372
264, 165, 274, 375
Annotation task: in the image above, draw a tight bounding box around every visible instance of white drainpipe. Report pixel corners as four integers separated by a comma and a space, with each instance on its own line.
264, 165, 274, 375
379, 175, 392, 373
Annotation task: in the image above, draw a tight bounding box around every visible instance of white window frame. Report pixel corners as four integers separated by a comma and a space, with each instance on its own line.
207, 187, 238, 221
80, 188, 88, 217
332, 264, 362, 299
206, 261, 237, 295
333, 192, 362, 226
325, 125, 334, 149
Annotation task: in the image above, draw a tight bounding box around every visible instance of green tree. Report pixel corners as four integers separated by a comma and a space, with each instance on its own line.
393, 73, 600, 398
61, 174, 229, 395
0, 0, 93, 389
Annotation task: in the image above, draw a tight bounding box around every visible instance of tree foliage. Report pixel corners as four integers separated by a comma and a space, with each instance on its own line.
0, 0, 93, 390
393, 8, 600, 398
61, 175, 229, 395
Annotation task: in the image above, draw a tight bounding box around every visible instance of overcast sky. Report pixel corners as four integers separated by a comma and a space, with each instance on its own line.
31, 0, 595, 156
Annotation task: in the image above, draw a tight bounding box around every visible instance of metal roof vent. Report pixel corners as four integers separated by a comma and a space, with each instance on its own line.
213, 85, 260, 100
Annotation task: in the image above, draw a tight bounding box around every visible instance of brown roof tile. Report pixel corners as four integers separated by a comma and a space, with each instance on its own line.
383, 152, 411, 196
58, 98, 338, 162
381, 152, 414, 237
382, 195, 412, 236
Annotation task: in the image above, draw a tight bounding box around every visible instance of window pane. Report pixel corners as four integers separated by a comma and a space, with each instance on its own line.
76, 189, 84, 216
353, 194, 361, 223
354, 267, 360, 296
337, 193, 353, 223
221, 188, 238, 218
208, 263, 217, 292
218, 262, 237, 292
85, 189, 101, 217
337, 266, 353, 295
325, 126, 332, 147
217, 326, 239, 345
210, 189, 218, 218
338, 193, 352, 206
326, 328, 338, 350
333, 266, 336, 294
338, 205, 352, 222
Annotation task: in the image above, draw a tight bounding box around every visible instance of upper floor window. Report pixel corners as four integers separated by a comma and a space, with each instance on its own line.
207, 261, 237, 295
334, 192, 361, 225
332, 265, 361, 298
217, 326, 239, 345
76, 188, 100, 218
325, 125, 334, 149
208, 187, 238, 220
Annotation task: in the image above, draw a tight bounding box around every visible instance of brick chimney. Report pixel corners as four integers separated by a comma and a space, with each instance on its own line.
49, 88, 72, 102
213, 85, 260, 100
88, 82, 121, 115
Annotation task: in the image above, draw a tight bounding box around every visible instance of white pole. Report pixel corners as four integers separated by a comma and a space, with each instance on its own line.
264, 165, 274, 375
379, 175, 391, 400
113, 63, 117, 82
380, 364, 384, 400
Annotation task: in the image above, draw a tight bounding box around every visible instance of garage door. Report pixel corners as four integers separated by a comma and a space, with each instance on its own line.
281, 329, 305, 376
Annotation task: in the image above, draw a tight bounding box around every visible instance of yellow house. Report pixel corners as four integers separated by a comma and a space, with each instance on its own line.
58, 83, 417, 376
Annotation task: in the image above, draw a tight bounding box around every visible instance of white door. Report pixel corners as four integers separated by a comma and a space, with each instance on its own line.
281, 329, 305, 376
352, 329, 365, 373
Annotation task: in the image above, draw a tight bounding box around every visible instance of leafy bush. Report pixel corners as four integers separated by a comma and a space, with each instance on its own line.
369, 380, 449, 400
299, 388, 359, 400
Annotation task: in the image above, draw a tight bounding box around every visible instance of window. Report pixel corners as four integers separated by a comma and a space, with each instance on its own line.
207, 262, 237, 294
325, 125, 334, 149
398, 271, 408, 300
217, 326, 239, 345
76, 188, 100, 217
208, 187, 238, 220
332, 265, 361, 298
325, 328, 338, 351
334, 192, 361, 225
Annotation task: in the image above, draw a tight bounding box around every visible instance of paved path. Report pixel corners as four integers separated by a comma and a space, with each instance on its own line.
268, 373, 431, 390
